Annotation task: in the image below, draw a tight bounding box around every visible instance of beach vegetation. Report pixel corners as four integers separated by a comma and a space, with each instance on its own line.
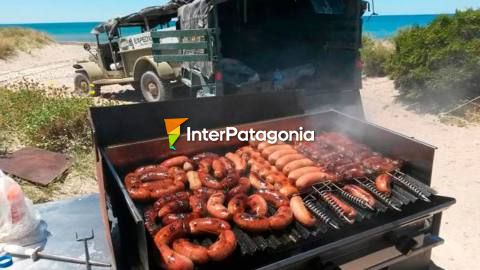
361, 35, 394, 77
0, 28, 54, 60
389, 9, 480, 112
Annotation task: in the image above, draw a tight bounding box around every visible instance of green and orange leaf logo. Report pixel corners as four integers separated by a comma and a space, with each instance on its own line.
164, 118, 189, 150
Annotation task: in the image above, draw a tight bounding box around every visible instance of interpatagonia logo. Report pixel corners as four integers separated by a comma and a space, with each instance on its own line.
164, 118, 189, 150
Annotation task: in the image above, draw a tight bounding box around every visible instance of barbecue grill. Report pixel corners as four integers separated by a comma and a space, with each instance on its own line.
89, 91, 455, 270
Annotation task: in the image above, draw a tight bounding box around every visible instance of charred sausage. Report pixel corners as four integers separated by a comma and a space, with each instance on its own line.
207, 192, 231, 220
343, 184, 376, 207
375, 174, 392, 195
172, 239, 209, 264
324, 192, 357, 219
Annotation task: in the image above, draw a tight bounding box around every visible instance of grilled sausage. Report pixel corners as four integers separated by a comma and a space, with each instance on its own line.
287, 166, 323, 181
188, 218, 231, 234
207, 230, 237, 261
150, 180, 186, 200
154, 221, 189, 246
226, 177, 251, 201
290, 195, 316, 227
375, 174, 392, 195
249, 172, 275, 190
343, 184, 376, 207
144, 206, 160, 235
172, 239, 209, 264
212, 159, 227, 178
257, 189, 289, 208
192, 152, 219, 163
189, 194, 208, 215
198, 171, 239, 190
225, 152, 247, 173
295, 171, 331, 190
324, 192, 357, 219
219, 156, 235, 173
158, 200, 190, 218
134, 164, 158, 175
154, 192, 191, 210
162, 213, 201, 226
262, 144, 293, 158
160, 156, 192, 169
246, 194, 268, 216
275, 154, 305, 170
227, 194, 247, 215
186, 171, 202, 190
157, 244, 194, 270
268, 205, 294, 230
233, 212, 270, 232
139, 170, 170, 182
207, 192, 231, 220
127, 188, 152, 202
140, 179, 174, 190
282, 158, 315, 174
268, 149, 298, 164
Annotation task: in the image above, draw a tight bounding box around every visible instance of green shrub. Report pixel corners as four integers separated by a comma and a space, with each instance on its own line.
0, 85, 93, 152
361, 35, 394, 77
0, 28, 54, 60
389, 9, 480, 111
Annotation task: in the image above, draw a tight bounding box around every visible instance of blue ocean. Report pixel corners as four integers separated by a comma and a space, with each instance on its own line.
0, 15, 440, 42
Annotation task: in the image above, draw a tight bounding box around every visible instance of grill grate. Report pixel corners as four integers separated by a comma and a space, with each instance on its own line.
227, 171, 434, 257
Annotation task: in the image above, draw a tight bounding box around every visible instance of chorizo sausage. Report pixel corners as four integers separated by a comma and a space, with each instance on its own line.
189, 194, 208, 215
375, 174, 392, 195
157, 244, 194, 270
248, 172, 275, 190
227, 194, 247, 215
150, 180, 185, 200
207, 192, 231, 220
192, 152, 219, 163
290, 195, 316, 227
172, 239, 209, 264
160, 156, 192, 169
154, 192, 191, 210
246, 194, 268, 216
226, 177, 251, 201
198, 171, 239, 190
343, 184, 376, 207
225, 152, 247, 173
268, 205, 293, 230
207, 230, 237, 262
256, 142, 272, 151
233, 212, 270, 232
158, 200, 190, 218
212, 159, 227, 178
162, 213, 201, 226
324, 192, 357, 219
257, 189, 289, 208
154, 220, 189, 246
188, 218, 231, 234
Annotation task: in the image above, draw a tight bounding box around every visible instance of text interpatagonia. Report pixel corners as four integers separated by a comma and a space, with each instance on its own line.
186, 127, 314, 144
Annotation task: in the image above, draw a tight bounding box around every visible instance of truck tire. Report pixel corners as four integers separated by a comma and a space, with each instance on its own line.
140, 71, 170, 102
74, 73, 91, 94
74, 73, 100, 96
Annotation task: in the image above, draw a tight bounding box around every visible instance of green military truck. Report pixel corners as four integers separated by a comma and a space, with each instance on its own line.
74, 0, 368, 102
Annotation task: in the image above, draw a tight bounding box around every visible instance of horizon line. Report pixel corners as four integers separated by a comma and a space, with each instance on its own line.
0, 12, 455, 25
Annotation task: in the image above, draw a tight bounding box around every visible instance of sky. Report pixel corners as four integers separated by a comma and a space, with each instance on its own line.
0, 0, 479, 24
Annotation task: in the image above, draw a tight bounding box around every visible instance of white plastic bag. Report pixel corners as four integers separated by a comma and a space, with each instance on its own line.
0, 170, 42, 245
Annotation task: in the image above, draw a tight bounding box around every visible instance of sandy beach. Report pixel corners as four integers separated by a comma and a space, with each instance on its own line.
1, 44, 479, 269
